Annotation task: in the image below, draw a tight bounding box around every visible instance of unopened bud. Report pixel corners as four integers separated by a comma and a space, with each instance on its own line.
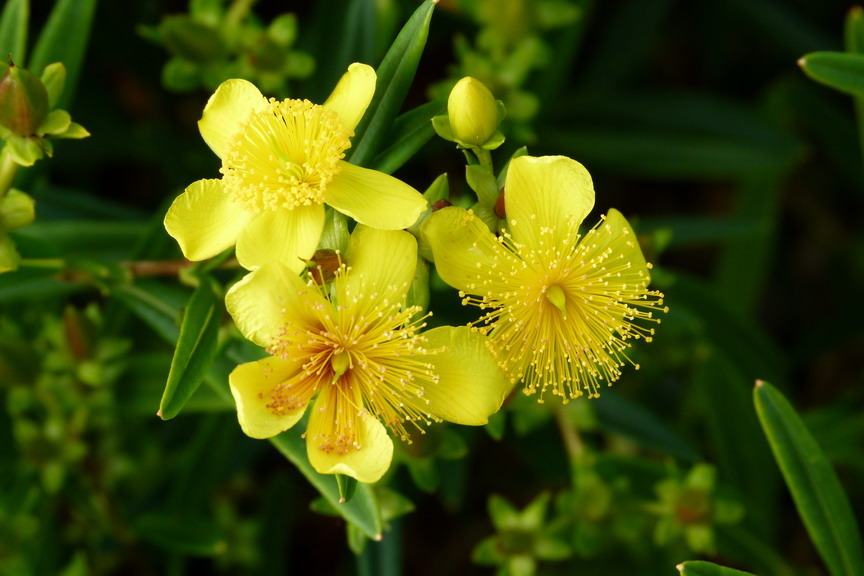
0, 59, 50, 136
0, 190, 35, 230
447, 77, 499, 146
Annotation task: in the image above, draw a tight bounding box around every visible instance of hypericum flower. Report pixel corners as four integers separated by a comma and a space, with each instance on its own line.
164, 63, 427, 272
425, 155, 667, 402
226, 225, 508, 482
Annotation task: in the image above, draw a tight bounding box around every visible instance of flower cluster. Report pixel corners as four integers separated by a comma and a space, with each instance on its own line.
164, 66, 665, 482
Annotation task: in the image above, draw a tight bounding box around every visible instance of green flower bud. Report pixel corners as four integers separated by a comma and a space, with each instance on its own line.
0, 190, 36, 230
447, 77, 499, 147
0, 60, 50, 136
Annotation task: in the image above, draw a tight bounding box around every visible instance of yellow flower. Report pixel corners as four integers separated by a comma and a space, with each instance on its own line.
164, 63, 427, 272
425, 155, 667, 402
226, 226, 509, 482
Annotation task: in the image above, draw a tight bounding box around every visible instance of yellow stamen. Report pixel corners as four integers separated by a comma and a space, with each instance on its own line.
221, 98, 352, 212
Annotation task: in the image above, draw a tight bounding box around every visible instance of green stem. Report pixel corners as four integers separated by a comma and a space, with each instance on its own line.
475, 148, 493, 171
554, 407, 585, 466
18, 257, 66, 269
0, 146, 19, 197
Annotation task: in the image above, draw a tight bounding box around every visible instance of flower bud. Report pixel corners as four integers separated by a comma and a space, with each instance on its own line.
447, 77, 499, 147
0, 60, 50, 136
0, 190, 36, 230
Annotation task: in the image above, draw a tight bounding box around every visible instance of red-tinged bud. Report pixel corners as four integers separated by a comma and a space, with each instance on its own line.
431, 198, 452, 212
494, 188, 506, 219
0, 59, 50, 136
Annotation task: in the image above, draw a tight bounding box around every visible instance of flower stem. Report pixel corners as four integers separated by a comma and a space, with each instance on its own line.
554, 407, 586, 466
18, 257, 66, 269
475, 148, 493, 171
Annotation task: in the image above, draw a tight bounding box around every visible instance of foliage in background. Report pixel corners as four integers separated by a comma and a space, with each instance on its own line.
0, 0, 863, 575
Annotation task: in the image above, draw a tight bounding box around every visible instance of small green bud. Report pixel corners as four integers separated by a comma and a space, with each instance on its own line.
160, 16, 225, 64
0, 59, 50, 136
0, 190, 36, 230
268, 13, 298, 47
447, 77, 499, 146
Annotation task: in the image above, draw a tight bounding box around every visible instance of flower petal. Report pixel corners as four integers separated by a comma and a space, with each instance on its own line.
164, 179, 253, 261
235, 204, 325, 272
198, 79, 266, 159
323, 63, 376, 132
229, 356, 309, 439
599, 208, 649, 276
342, 226, 417, 304
325, 162, 427, 230
425, 206, 516, 295
306, 388, 394, 483
418, 326, 508, 424
226, 262, 326, 348
505, 155, 595, 248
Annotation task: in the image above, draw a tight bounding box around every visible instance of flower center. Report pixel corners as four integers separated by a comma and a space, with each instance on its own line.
545, 284, 567, 319
266, 271, 442, 454
221, 98, 352, 212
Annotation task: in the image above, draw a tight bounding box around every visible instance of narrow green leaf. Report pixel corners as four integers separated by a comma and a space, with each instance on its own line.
372, 100, 445, 174
269, 431, 383, 540
158, 277, 221, 420
754, 381, 864, 576
0, 0, 29, 63
677, 560, 757, 576
337, 474, 358, 504
347, 0, 436, 167
800, 51, 864, 97
29, 0, 96, 108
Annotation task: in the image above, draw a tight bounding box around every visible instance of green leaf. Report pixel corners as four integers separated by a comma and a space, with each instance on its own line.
754, 381, 864, 576
347, 0, 436, 167
337, 474, 358, 504
134, 513, 226, 556
269, 431, 383, 540
0, 0, 29, 63
158, 277, 221, 420
799, 51, 864, 97
677, 560, 757, 576
28, 0, 96, 108
372, 100, 445, 174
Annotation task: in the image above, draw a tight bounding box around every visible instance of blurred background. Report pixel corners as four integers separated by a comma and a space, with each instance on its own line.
1, 0, 863, 574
